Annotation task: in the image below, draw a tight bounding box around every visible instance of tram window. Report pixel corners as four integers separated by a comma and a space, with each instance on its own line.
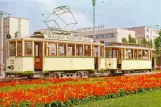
105, 49, 107, 58
138, 50, 142, 59
9, 41, 16, 56
94, 46, 98, 57
44, 42, 46, 56
112, 49, 117, 58
142, 50, 148, 59
48, 43, 56, 56
120, 49, 124, 59
58, 43, 65, 56
126, 49, 132, 59
134, 50, 137, 59
76, 45, 83, 56
17, 41, 22, 56
107, 50, 112, 58
84, 45, 91, 56
25, 42, 32, 56
100, 46, 104, 57
68, 44, 76, 56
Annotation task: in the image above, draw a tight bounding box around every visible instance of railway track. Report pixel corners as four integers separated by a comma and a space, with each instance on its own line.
0, 72, 159, 82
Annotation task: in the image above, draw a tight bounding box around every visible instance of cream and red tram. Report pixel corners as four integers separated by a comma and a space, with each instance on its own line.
105, 42, 156, 74
5, 31, 105, 78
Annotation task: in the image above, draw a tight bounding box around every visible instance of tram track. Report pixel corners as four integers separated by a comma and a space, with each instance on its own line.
0, 71, 158, 82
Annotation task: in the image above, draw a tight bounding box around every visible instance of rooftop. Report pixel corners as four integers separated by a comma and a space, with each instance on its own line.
4, 16, 29, 20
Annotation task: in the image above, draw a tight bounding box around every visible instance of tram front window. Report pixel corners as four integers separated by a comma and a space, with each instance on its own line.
25, 42, 32, 56
9, 41, 16, 56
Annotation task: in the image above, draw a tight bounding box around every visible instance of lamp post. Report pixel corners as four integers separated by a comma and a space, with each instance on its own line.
0, 11, 9, 76
0, 11, 4, 76
92, 0, 96, 36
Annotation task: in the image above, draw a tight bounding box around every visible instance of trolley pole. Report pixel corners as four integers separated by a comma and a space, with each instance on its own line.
92, 0, 96, 37
0, 11, 9, 76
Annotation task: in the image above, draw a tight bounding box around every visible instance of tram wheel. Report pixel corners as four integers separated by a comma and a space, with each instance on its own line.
55, 73, 59, 78
79, 72, 82, 78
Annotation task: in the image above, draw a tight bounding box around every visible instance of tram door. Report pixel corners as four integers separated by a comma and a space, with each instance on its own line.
34, 42, 43, 72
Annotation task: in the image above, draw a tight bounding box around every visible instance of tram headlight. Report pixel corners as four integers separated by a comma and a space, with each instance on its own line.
8, 65, 14, 70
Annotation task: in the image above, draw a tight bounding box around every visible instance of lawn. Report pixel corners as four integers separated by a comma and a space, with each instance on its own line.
75, 90, 161, 107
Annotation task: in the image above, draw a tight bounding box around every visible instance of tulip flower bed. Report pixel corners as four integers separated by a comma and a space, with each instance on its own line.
1, 73, 161, 107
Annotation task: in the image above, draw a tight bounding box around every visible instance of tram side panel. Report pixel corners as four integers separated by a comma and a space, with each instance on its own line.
121, 60, 152, 70
105, 58, 117, 70
43, 57, 95, 72
6, 57, 34, 74
97, 58, 106, 72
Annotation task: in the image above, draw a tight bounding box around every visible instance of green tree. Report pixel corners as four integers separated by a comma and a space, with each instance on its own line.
128, 34, 132, 43
131, 38, 136, 43
154, 30, 161, 65
122, 38, 128, 43
141, 38, 148, 45
128, 34, 136, 44
148, 40, 153, 48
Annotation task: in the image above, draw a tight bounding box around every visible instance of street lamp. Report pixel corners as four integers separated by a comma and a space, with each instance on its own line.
0, 11, 10, 76
92, 0, 96, 36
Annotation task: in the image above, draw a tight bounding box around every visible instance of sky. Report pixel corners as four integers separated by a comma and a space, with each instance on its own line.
0, 0, 161, 34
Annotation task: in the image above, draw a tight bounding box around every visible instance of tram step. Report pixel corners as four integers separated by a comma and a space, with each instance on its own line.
33, 73, 44, 78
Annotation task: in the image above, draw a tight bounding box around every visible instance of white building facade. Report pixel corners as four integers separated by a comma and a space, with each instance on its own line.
0, 16, 29, 70
74, 28, 135, 45
128, 26, 160, 41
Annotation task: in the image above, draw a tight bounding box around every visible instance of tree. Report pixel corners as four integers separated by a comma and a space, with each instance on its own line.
148, 40, 153, 48
128, 34, 132, 43
140, 38, 148, 45
131, 38, 136, 43
154, 34, 161, 55
154, 30, 161, 65
122, 38, 128, 43
128, 34, 136, 44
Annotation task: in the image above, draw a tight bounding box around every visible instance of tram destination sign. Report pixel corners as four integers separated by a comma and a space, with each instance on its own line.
44, 34, 93, 43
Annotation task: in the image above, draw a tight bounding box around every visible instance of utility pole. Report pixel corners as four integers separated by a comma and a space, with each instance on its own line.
92, 0, 96, 37
0, 11, 9, 76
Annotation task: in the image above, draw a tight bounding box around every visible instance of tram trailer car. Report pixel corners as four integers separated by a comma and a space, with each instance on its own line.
105, 42, 156, 74
5, 31, 106, 78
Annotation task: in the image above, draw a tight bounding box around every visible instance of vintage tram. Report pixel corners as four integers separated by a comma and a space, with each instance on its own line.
5, 29, 156, 78
5, 29, 105, 78
105, 42, 156, 74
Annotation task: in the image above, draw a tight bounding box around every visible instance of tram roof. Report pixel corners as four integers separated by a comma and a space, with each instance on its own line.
7, 36, 105, 46
105, 45, 155, 50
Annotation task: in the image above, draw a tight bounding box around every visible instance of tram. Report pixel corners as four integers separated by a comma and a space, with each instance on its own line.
5, 29, 105, 78
105, 42, 156, 74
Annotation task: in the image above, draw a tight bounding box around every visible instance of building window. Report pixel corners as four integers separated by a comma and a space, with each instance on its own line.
146, 35, 149, 39
146, 28, 149, 32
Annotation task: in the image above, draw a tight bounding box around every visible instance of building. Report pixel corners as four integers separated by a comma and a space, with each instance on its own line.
128, 26, 160, 42
0, 16, 29, 71
74, 28, 135, 45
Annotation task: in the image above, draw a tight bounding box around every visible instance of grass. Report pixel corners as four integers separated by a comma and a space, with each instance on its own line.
74, 90, 161, 107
